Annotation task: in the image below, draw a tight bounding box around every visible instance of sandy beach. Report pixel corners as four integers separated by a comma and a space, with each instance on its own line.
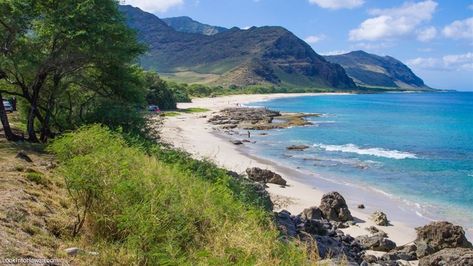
160, 93, 421, 247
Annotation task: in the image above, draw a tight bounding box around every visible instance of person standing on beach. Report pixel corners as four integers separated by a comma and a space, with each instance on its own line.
247, 131, 251, 138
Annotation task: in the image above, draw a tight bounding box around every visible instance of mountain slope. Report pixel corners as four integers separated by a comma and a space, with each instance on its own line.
119, 5, 356, 89
163, 16, 228, 35
324, 51, 432, 90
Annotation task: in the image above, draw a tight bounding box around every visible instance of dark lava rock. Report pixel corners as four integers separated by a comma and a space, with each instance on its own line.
300, 207, 324, 221
16, 150, 33, 163
275, 210, 297, 238
286, 145, 310, 151
356, 234, 396, 252
414, 221, 473, 258
245, 167, 287, 186
382, 244, 417, 261
419, 247, 473, 266
357, 204, 365, 209
319, 192, 353, 222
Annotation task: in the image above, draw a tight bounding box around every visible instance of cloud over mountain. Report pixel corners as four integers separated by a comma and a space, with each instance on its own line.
349, 0, 437, 41
123, 0, 183, 12
308, 0, 364, 10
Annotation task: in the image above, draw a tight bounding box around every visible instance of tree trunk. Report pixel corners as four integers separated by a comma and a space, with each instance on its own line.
0, 92, 21, 141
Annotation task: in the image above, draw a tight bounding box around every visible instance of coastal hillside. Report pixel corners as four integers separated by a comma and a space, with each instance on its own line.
324, 51, 432, 91
119, 5, 357, 89
162, 16, 228, 35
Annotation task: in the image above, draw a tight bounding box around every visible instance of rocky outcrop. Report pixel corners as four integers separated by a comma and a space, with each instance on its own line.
382, 244, 417, 261
370, 211, 389, 226
414, 221, 473, 258
356, 234, 396, 252
300, 207, 324, 221
319, 192, 353, 222
208, 108, 318, 130
245, 167, 287, 186
419, 248, 473, 266
286, 145, 309, 151
274, 209, 364, 264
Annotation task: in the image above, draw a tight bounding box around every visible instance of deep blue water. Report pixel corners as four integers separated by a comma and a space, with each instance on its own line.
248, 92, 473, 229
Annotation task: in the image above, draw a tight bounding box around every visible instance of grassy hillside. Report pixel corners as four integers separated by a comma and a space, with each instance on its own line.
44, 125, 316, 265
119, 5, 356, 90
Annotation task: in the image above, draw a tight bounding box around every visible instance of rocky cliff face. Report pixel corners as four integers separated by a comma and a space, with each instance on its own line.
119, 5, 357, 89
325, 50, 432, 90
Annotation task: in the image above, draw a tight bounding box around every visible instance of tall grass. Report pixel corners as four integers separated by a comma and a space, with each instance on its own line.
49, 125, 315, 265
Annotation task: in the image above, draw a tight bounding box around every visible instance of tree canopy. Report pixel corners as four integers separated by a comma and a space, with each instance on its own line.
0, 0, 145, 141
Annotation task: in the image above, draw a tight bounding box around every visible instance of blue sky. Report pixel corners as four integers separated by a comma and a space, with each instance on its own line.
123, 0, 473, 91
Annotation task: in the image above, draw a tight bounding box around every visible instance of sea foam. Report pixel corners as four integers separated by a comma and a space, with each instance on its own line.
313, 143, 417, 160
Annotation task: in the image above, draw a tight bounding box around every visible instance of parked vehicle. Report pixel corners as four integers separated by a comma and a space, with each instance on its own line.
147, 105, 161, 113
3, 101, 13, 113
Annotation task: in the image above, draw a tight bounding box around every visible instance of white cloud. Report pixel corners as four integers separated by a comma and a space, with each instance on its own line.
407, 52, 473, 71
304, 34, 326, 44
308, 0, 364, 10
469, 4, 473, 10
349, 0, 437, 41
123, 0, 183, 12
442, 17, 473, 41
417, 26, 437, 42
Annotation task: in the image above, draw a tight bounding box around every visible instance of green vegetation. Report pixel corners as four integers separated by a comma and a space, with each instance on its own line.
49, 125, 315, 265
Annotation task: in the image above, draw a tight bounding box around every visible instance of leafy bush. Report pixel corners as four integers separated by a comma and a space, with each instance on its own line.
49, 125, 314, 265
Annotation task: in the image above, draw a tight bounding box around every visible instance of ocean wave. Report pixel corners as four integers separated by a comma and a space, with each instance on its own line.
313, 143, 417, 160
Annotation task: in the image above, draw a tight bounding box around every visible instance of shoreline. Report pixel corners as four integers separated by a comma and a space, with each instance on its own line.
159, 93, 469, 246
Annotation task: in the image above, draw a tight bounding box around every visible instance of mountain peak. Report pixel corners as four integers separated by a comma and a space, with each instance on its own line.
162, 16, 228, 36
325, 50, 431, 90
120, 6, 356, 89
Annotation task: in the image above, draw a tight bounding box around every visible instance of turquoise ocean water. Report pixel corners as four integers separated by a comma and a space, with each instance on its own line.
247, 92, 473, 232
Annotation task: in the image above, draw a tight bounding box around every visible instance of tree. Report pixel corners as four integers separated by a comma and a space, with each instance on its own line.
144, 72, 177, 110
0, 0, 145, 142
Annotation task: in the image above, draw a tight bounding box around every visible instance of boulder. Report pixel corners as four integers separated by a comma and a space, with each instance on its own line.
245, 167, 287, 186
382, 244, 417, 261
286, 145, 309, 151
319, 192, 353, 222
356, 235, 396, 252
303, 219, 329, 236
275, 210, 297, 238
419, 248, 473, 266
357, 204, 365, 209
231, 140, 243, 145
300, 207, 324, 221
16, 150, 33, 163
414, 221, 473, 258
371, 211, 389, 226
365, 226, 387, 237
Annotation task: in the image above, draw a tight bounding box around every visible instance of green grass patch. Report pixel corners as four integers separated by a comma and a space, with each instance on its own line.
180, 107, 210, 113
48, 125, 315, 265
25, 170, 48, 186
161, 111, 181, 117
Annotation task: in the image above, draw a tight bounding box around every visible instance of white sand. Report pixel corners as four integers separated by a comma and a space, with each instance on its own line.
160, 93, 418, 246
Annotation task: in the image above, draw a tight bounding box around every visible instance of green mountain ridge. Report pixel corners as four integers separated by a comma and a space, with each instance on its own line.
162, 16, 228, 35
324, 51, 432, 91
119, 5, 357, 90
